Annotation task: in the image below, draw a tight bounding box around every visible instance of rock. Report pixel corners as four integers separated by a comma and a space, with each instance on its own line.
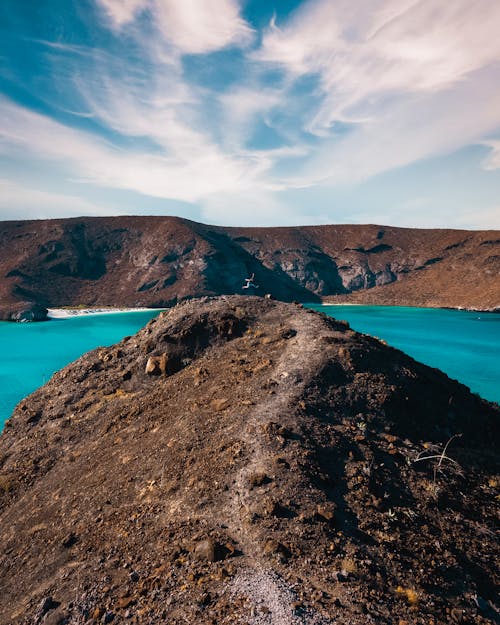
263, 539, 288, 557
145, 353, 183, 376
9, 302, 48, 322
193, 539, 217, 562
259, 498, 290, 518
92, 607, 104, 620
316, 503, 335, 523
43, 609, 68, 625
145, 354, 167, 375
192, 539, 228, 563
61, 532, 77, 548
129, 570, 139, 583
115, 596, 134, 610
249, 472, 271, 487
210, 398, 230, 412
36, 597, 60, 619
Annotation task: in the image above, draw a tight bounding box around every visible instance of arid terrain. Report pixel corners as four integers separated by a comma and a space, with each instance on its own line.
0, 296, 498, 624
0, 216, 499, 320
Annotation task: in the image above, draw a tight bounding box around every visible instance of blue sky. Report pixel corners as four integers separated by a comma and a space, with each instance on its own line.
1, 0, 500, 228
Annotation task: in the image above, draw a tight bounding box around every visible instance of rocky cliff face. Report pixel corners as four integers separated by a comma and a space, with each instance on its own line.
0, 297, 498, 624
0, 217, 499, 319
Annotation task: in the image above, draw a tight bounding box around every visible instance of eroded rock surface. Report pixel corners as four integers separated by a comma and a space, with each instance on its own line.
0, 296, 498, 624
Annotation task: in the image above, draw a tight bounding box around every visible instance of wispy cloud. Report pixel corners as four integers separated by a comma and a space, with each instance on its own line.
257, 0, 500, 131
249, 0, 500, 190
0, 97, 276, 203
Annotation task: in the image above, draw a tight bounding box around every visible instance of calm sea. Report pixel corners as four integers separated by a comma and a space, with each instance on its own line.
309, 304, 499, 406
0, 310, 160, 430
0, 306, 499, 429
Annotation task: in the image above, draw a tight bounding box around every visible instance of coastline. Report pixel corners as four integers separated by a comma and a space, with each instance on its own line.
47, 307, 164, 319
319, 300, 500, 313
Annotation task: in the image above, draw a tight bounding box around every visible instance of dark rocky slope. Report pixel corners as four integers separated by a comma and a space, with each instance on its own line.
0, 296, 498, 624
0, 216, 499, 319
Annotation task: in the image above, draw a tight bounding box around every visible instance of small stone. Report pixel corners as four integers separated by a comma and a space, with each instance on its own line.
61, 532, 77, 548
194, 538, 217, 562
268, 499, 289, 518
38, 597, 59, 618
145, 355, 166, 375
210, 398, 230, 412
43, 609, 68, 625
92, 607, 104, 620
129, 570, 139, 583
263, 539, 288, 558
316, 503, 335, 523
103, 611, 115, 623
249, 472, 270, 488
116, 596, 134, 609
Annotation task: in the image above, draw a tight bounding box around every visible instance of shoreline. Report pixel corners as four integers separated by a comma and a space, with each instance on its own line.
47, 307, 164, 319
318, 300, 500, 313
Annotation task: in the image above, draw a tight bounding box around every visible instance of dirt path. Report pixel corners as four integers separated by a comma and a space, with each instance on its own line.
225, 310, 334, 624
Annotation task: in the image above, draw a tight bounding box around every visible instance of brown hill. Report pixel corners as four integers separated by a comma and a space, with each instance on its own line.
0, 296, 498, 624
0, 217, 499, 319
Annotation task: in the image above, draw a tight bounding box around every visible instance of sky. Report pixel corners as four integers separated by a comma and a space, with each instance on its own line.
1, 0, 500, 228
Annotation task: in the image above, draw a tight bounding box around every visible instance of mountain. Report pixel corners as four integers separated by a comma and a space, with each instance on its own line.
0, 216, 499, 320
0, 296, 498, 624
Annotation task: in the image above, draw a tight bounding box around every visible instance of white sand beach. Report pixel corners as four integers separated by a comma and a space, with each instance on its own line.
47, 307, 163, 319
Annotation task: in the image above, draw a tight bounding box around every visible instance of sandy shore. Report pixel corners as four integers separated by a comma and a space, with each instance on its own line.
47, 307, 162, 319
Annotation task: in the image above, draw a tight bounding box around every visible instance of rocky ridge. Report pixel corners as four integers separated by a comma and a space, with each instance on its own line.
0, 217, 499, 320
0, 296, 498, 624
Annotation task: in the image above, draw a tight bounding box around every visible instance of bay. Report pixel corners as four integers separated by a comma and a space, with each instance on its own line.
308, 304, 499, 406
0, 310, 160, 429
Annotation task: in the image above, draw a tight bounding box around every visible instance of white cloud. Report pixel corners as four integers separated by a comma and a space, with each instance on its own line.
96, 0, 253, 54
481, 140, 500, 170
153, 0, 253, 54
97, 0, 148, 28
0, 179, 111, 220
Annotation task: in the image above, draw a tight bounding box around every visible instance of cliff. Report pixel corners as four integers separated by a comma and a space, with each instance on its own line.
0, 297, 498, 624
0, 216, 499, 319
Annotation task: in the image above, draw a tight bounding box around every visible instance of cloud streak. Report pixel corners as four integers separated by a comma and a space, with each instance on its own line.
0, 97, 279, 204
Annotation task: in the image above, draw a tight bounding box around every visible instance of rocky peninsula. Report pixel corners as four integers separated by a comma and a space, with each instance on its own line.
0, 296, 498, 624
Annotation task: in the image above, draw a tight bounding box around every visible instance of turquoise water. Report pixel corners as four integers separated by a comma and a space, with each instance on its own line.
0, 306, 499, 430
308, 305, 500, 405
0, 311, 160, 429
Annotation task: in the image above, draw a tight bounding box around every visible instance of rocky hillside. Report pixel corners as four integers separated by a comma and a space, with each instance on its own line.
0, 216, 499, 319
0, 296, 498, 624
